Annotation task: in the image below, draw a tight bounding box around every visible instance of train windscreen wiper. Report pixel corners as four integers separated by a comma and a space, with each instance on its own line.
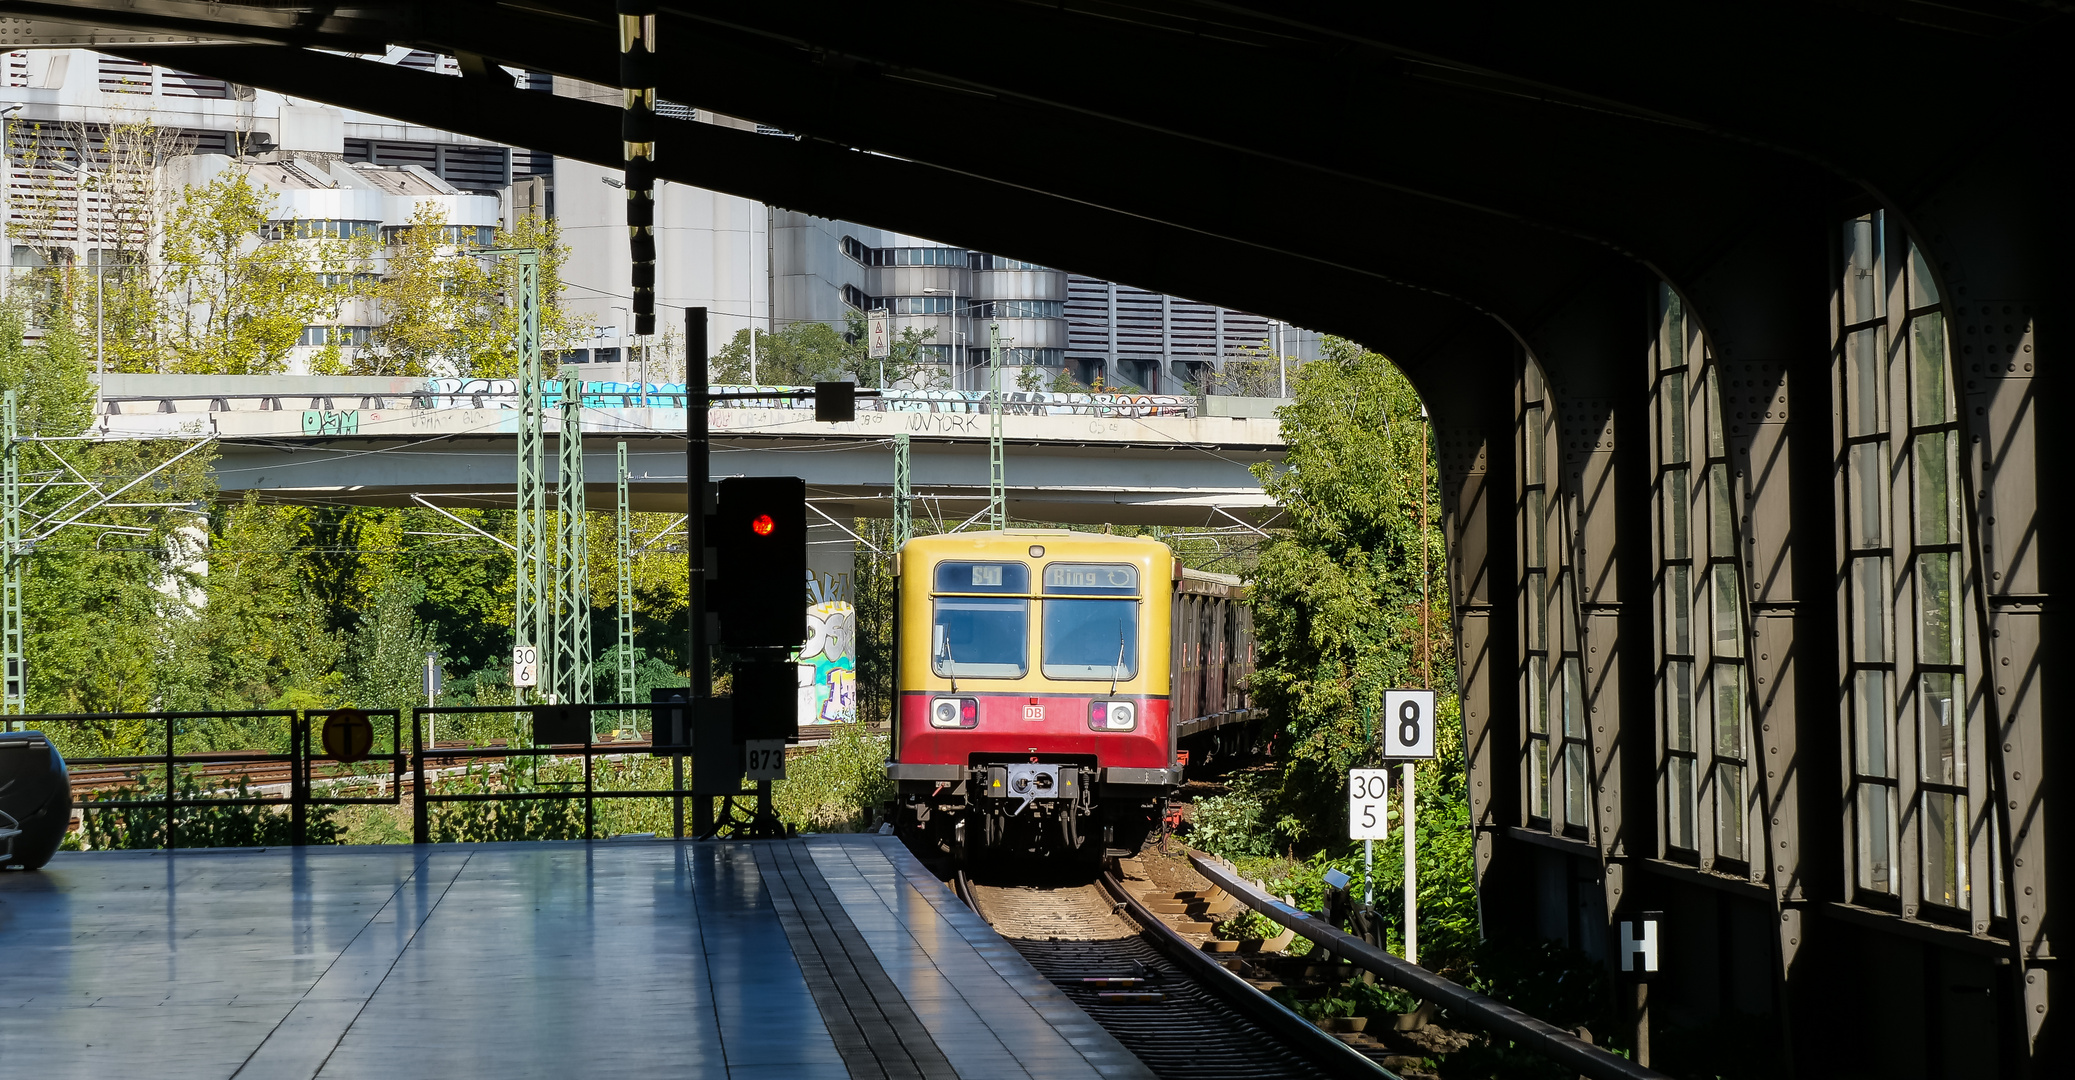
1109, 625, 1126, 696
936, 623, 961, 695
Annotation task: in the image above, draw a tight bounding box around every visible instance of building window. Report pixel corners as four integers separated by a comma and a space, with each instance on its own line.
973, 299, 1064, 320
1835, 212, 1987, 921
1520, 362, 1556, 826
886, 296, 960, 315
999, 348, 1064, 368
969, 253, 1051, 271
838, 240, 969, 268
1650, 284, 1754, 870
262, 219, 380, 241
300, 325, 373, 347
377, 224, 492, 246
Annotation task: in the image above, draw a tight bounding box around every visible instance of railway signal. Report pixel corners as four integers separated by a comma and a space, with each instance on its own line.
713, 475, 806, 650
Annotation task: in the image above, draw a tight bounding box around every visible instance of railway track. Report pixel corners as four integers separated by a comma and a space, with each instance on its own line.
957, 867, 1396, 1079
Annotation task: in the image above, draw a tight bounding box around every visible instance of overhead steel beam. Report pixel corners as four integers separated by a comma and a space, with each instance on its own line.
109, 43, 1521, 388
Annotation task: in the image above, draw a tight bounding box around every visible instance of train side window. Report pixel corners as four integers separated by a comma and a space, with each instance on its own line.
932, 598, 1030, 677
1043, 599, 1140, 680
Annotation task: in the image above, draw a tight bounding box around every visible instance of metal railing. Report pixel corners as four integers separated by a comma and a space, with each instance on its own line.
26, 704, 766, 849
37, 709, 402, 848
409, 703, 699, 844
1187, 847, 1670, 1080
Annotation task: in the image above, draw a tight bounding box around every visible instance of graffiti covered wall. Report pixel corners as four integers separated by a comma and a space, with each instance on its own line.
800, 545, 857, 725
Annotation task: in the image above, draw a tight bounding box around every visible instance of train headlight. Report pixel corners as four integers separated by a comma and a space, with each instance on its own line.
931, 697, 979, 728
1087, 700, 1135, 731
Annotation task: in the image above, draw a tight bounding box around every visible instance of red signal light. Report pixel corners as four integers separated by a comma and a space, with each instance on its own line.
751, 513, 776, 536
961, 701, 978, 721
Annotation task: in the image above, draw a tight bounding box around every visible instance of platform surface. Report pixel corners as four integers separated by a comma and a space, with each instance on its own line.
0, 835, 1154, 1080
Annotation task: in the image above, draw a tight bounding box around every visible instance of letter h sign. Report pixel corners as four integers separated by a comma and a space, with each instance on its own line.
1616, 911, 1662, 981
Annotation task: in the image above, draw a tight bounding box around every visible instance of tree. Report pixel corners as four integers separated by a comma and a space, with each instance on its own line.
356, 207, 580, 378
0, 304, 217, 724
1246, 337, 1452, 847
343, 573, 436, 711
709, 311, 939, 387
159, 170, 333, 374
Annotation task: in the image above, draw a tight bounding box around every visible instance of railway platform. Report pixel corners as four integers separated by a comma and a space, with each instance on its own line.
0, 835, 1154, 1080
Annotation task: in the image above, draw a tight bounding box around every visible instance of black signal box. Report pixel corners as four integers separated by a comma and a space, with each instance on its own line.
732, 657, 800, 742
715, 476, 807, 649
813, 381, 856, 423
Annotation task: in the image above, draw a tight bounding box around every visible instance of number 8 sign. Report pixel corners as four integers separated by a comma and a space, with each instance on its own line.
1383, 689, 1436, 759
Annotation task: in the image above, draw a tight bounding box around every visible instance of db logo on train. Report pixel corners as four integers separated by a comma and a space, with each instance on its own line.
321, 708, 376, 763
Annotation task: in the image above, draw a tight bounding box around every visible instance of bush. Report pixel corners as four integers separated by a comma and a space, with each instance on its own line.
428, 763, 583, 842
774, 725, 893, 832
72, 772, 342, 849
1187, 770, 1281, 858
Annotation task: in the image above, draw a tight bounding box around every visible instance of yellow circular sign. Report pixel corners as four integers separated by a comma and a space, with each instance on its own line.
322, 709, 375, 763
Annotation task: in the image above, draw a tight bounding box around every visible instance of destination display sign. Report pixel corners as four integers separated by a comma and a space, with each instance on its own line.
1043, 563, 1138, 595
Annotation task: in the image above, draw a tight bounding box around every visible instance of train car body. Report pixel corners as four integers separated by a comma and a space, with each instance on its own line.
887, 530, 1260, 863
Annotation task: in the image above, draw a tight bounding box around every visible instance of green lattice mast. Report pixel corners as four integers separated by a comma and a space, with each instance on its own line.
554, 372, 592, 712
511, 250, 547, 707
2, 390, 22, 724
987, 320, 1005, 531
614, 439, 637, 737
893, 431, 912, 548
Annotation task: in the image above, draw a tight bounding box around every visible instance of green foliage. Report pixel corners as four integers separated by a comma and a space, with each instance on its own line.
591, 644, 682, 708
1248, 338, 1453, 850
73, 773, 342, 850
1195, 336, 1483, 978
1188, 771, 1280, 859
851, 517, 901, 725
1272, 978, 1419, 1022
708, 311, 939, 388
773, 726, 895, 832
159, 170, 331, 375
1437, 939, 1630, 1078
429, 764, 584, 843
343, 574, 435, 711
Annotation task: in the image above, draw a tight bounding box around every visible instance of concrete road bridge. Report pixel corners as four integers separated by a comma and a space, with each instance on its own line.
89, 374, 1288, 529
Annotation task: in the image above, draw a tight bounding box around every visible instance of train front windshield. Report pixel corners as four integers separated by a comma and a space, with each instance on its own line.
932, 599, 1029, 677
1041, 561, 1141, 680
931, 561, 1033, 678
1042, 600, 1139, 679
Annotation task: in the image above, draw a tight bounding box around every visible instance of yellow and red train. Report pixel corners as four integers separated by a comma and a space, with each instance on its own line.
886, 530, 1262, 864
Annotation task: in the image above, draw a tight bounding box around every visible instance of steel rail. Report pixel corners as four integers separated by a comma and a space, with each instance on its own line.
1186, 848, 1670, 1080
1099, 870, 1397, 1078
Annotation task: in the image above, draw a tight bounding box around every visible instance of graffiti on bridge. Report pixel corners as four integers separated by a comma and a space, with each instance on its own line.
424, 378, 1196, 418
